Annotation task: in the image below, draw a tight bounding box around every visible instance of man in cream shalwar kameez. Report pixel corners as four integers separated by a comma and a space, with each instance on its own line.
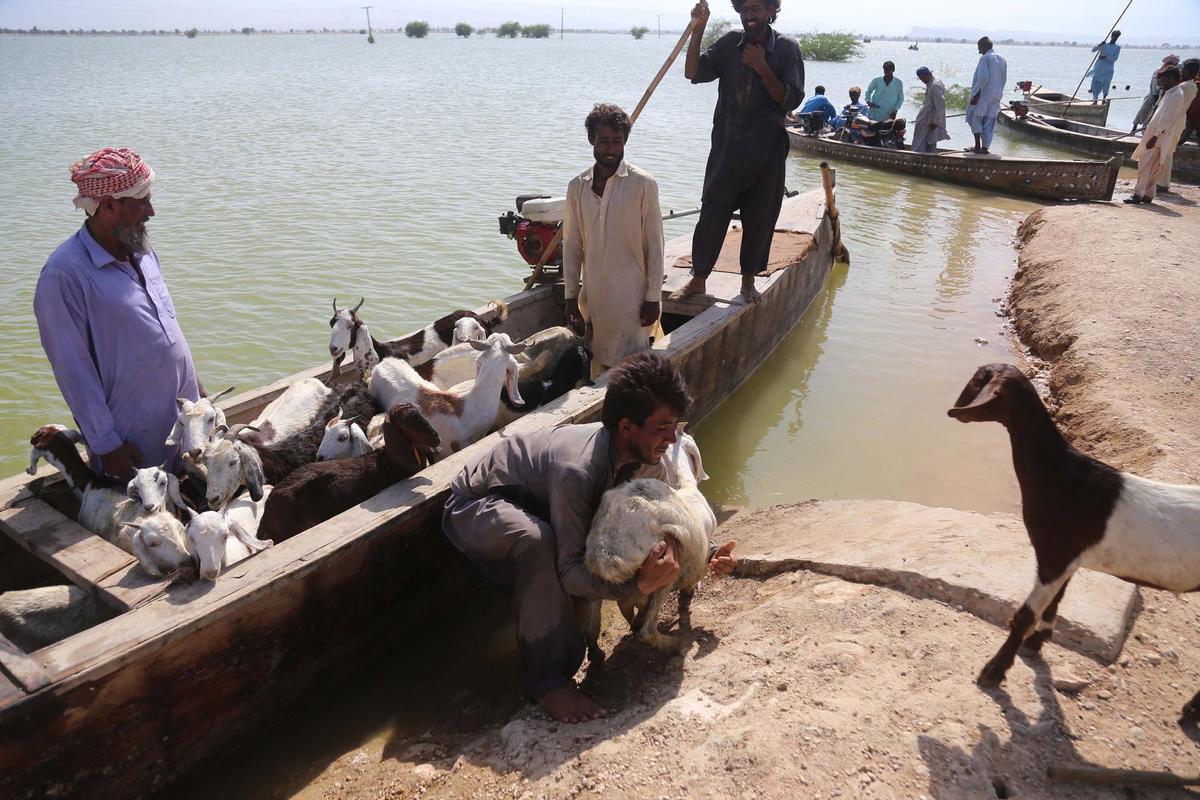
564, 104, 665, 378
966, 36, 1007, 154
1128, 67, 1193, 204
912, 67, 951, 154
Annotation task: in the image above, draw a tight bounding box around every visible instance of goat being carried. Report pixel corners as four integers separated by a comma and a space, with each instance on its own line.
949, 363, 1200, 721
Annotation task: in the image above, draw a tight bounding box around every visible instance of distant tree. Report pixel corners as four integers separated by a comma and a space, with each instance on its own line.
701, 18, 730, 49
455, 22, 473, 37
405, 20, 429, 38
521, 23, 552, 38
497, 21, 521, 38
185, 28, 198, 38
631, 26, 649, 39
794, 31, 863, 62
241, 27, 254, 34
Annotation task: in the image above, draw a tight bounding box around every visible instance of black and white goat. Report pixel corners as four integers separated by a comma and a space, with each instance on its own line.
491, 343, 593, 430
28, 426, 194, 578
328, 297, 508, 371
202, 384, 380, 509
257, 403, 440, 544
949, 363, 1200, 719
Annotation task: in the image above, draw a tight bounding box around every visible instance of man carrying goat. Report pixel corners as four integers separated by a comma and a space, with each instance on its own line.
34, 147, 201, 479
443, 353, 736, 724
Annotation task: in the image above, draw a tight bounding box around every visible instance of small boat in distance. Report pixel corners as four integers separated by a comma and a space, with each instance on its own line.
998, 108, 1200, 183
908, 42, 919, 50
787, 125, 1120, 201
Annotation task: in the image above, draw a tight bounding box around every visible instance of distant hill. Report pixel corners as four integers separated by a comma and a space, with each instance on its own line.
905, 26, 1197, 48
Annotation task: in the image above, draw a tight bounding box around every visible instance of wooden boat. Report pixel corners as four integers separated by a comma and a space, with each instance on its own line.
998, 108, 1200, 184
1025, 90, 1110, 125
0, 190, 839, 799
786, 126, 1120, 201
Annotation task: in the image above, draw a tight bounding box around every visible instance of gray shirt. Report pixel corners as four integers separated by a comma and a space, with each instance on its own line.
450, 422, 642, 601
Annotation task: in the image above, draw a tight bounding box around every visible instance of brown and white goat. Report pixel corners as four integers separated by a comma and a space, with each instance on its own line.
949, 363, 1200, 719
256, 403, 440, 543
328, 297, 508, 372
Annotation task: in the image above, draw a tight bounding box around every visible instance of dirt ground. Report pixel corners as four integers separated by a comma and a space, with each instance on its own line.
300, 180, 1200, 800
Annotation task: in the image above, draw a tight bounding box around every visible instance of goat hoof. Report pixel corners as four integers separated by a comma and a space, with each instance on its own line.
642, 632, 684, 653
1180, 700, 1200, 723
976, 667, 1005, 689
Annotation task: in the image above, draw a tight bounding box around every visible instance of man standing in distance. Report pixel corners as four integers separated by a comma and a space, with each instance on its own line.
965, 36, 1007, 154
672, 0, 804, 305
563, 103, 665, 378
912, 66, 950, 154
1089, 30, 1122, 104
34, 147, 201, 479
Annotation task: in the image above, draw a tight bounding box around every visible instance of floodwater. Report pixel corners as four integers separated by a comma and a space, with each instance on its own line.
2, 30, 1197, 797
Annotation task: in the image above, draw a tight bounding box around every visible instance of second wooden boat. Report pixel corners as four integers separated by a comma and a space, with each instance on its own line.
787, 127, 1120, 201
0, 190, 839, 800
1025, 90, 1110, 125
998, 109, 1200, 183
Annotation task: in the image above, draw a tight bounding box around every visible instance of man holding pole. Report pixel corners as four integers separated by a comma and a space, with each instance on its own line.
1088, 30, 1122, 104
671, 0, 804, 305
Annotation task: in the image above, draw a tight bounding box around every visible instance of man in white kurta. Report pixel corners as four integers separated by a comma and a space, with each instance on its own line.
1128, 67, 1192, 204
966, 36, 1007, 153
912, 67, 950, 154
563, 104, 665, 378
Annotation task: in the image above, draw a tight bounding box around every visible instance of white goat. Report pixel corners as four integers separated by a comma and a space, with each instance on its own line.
241, 377, 332, 447
316, 411, 372, 461
28, 426, 194, 578
164, 385, 238, 460
182, 498, 273, 582
586, 428, 716, 651
0, 585, 110, 652
368, 333, 526, 455
126, 466, 185, 515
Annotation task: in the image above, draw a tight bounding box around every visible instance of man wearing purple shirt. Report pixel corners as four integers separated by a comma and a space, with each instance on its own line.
34, 147, 200, 480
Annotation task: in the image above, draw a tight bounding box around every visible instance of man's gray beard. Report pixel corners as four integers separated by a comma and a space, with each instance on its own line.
114, 222, 149, 254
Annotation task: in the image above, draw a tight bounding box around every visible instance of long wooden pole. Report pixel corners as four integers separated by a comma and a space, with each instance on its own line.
524, 18, 699, 290
1063, 0, 1134, 116
1049, 765, 1200, 787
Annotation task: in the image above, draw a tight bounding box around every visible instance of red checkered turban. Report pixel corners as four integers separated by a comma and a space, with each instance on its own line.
70, 147, 155, 215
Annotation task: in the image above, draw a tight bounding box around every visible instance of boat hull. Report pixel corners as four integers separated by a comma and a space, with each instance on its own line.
787, 127, 1120, 201
998, 109, 1200, 183
1027, 91, 1110, 125
0, 191, 838, 800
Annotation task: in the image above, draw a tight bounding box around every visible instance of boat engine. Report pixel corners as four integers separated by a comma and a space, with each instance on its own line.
498, 194, 564, 270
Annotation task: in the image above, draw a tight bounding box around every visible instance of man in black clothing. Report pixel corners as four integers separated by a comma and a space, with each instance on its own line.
671, 0, 804, 305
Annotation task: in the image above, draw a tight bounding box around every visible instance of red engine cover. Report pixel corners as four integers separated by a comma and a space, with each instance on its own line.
515, 221, 562, 267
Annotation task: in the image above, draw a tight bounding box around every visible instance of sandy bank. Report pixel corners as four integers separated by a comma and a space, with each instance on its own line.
1009, 179, 1200, 482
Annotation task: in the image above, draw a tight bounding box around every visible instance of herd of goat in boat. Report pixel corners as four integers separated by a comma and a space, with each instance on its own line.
8, 298, 1200, 721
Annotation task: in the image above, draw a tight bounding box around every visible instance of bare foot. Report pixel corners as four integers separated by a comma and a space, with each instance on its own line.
537, 685, 607, 723
668, 276, 707, 301
739, 278, 762, 305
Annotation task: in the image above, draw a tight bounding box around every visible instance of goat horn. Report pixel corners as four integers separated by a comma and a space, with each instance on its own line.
332, 296, 340, 314
210, 385, 238, 403
211, 425, 229, 439
351, 297, 365, 314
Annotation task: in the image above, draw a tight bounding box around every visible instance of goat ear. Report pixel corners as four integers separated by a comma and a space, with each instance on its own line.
236, 442, 265, 502
127, 478, 141, 501
64, 429, 86, 445
26, 449, 44, 476
676, 421, 688, 434
166, 473, 185, 510
502, 341, 527, 355
947, 368, 1005, 422
176, 397, 193, 412
467, 339, 489, 352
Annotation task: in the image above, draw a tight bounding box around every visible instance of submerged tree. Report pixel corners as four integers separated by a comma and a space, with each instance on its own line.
631, 26, 649, 40
521, 23, 552, 38
405, 20, 429, 38
496, 21, 521, 38
455, 22, 473, 38
184, 27, 198, 38
794, 30, 864, 62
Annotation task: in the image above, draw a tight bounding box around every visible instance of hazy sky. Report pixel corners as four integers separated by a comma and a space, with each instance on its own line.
1, 0, 1197, 41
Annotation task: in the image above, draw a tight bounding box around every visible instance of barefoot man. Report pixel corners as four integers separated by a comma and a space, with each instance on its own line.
442, 354, 737, 723
672, 0, 804, 305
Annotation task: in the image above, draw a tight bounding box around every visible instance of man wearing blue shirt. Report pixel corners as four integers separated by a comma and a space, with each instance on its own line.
799, 85, 837, 124
1089, 30, 1122, 103
34, 148, 201, 479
